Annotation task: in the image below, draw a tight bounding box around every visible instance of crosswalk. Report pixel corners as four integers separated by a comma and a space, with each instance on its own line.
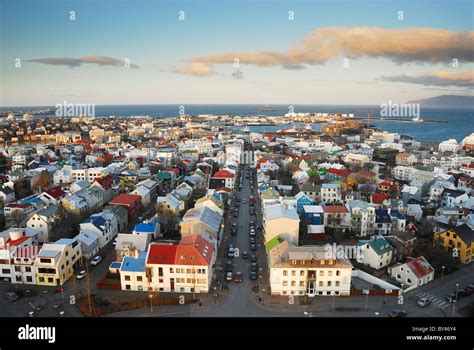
414, 291, 451, 310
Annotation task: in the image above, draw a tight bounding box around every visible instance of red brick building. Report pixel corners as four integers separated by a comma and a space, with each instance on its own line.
109, 193, 142, 222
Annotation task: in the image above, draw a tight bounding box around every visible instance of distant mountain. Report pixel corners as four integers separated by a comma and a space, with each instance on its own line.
407, 95, 474, 108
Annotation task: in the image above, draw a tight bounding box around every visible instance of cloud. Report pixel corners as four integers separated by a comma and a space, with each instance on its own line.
379, 70, 474, 88
231, 69, 244, 79
181, 27, 473, 73
25, 55, 138, 69
172, 62, 216, 77
282, 64, 306, 70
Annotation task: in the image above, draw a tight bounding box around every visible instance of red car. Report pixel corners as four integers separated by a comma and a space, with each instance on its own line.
234, 271, 243, 283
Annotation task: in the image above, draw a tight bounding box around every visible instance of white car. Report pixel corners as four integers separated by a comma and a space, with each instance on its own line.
91, 256, 102, 266
249, 229, 256, 236
76, 270, 87, 280
112, 238, 118, 246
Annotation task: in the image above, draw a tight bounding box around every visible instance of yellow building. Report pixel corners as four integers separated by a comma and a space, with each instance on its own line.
119, 171, 138, 192
35, 238, 82, 286
434, 224, 474, 264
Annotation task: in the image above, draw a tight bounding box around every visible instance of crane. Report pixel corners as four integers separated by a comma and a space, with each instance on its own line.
357, 109, 373, 129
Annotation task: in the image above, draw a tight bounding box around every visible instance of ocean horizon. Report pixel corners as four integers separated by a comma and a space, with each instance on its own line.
1, 104, 473, 142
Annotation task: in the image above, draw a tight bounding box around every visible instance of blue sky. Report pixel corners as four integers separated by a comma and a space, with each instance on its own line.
1, 0, 473, 106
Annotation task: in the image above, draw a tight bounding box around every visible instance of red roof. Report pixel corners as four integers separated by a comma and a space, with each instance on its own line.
321, 205, 349, 214
7, 203, 33, 209
406, 256, 433, 278
44, 186, 66, 199
213, 169, 235, 179
147, 244, 177, 265
371, 193, 390, 204
214, 187, 232, 193
327, 168, 351, 177
109, 193, 141, 206
94, 174, 113, 190
165, 167, 180, 174
6, 235, 29, 247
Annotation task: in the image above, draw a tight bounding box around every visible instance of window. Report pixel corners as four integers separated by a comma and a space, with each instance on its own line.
319, 271, 324, 276
137, 276, 143, 282
299, 281, 305, 286
319, 281, 323, 287
336, 270, 341, 276
291, 270, 296, 276
328, 271, 333, 276
335, 281, 340, 287
291, 281, 296, 287
300, 270, 305, 276
124, 275, 131, 281
283, 281, 288, 286
327, 281, 332, 287
283, 270, 288, 276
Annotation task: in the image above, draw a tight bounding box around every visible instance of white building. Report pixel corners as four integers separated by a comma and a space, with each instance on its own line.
389, 256, 434, 292
356, 237, 393, 270
321, 184, 342, 203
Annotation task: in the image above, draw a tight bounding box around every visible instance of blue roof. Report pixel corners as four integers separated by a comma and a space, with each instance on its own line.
21, 197, 42, 204
134, 221, 158, 233
390, 210, 406, 220
375, 208, 392, 224
120, 253, 147, 272
110, 262, 122, 269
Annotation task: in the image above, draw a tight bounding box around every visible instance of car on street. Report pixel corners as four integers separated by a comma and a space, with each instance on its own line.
249, 236, 256, 244
226, 272, 233, 281
242, 251, 249, 259
225, 260, 233, 272
234, 271, 243, 283
249, 220, 255, 227
388, 309, 407, 318
250, 208, 255, 215
446, 293, 457, 303
458, 289, 471, 297
233, 212, 238, 218
242, 199, 247, 204
30, 302, 43, 311
250, 243, 256, 251
250, 262, 258, 272
5, 292, 19, 302
231, 227, 238, 236
227, 246, 235, 258
465, 284, 474, 293
76, 270, 87, 280
249, 229, 256, 236
417, 296, 431, 307
250, 271, 258, 280
91, 255, 102, 266
250, 254, 257, 263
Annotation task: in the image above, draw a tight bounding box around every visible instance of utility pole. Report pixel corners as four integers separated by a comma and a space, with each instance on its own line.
86, 264, 92, 316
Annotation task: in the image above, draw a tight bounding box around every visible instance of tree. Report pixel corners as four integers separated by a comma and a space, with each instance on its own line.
33, 172, 50, 193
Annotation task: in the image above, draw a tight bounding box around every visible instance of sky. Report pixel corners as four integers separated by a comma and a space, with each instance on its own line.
0, 0, 473, 106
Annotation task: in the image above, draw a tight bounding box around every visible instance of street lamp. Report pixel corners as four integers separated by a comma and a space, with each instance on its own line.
374, 312, 379, 317
149, 294, 154, 313
452, 283, 459, 318
441, 265, 446, 283
262, 288, 265, 305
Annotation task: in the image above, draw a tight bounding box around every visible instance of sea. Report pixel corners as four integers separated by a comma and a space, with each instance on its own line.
1, 104, 473, 143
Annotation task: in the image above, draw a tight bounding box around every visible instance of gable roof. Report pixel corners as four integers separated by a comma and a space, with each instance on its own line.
213, 169, 235, 179
43, 186, 66, 199
406, 256, 434, 278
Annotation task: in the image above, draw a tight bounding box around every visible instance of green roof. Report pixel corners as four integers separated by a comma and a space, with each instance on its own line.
266, 236, 285, 251
156, 172, 171, 180
359, 238, 392, 256
301, 184, 321, 192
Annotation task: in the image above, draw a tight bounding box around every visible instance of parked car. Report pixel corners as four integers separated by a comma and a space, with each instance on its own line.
225, 260, 233, 272
5, 292, 19, 302
242, 251, 249, 259
250, 262, 258, 272
91, 255, 102, 266
465, 284, 474, 293
242, 199, 247, 204
76, 270, 87, 280
250, 255, 257, 263
458, 289, 471, 297
249, 236, 256, 244
250, 243, 256, 251
446, 293, 457, 303
234, 271, 243, 283
227, 247, 235, 258
417, 296, 431, 308
249, 229, 256, 236
388, 309, 407, 318
250, 271, 258, 280
226, 272, 233, 281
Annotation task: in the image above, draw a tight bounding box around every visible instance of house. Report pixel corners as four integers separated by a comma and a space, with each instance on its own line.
104, 205, 129, 232
348, 200, 376, 237
91, 174, 114, 203
26, 204, 58, 243
356, 237, 393, 270
210, 169, 235, 190
388, 256, 434, 292
131, 185, 152, 208
406, 203, 423, 221
194, 193, 224, 216
0, 228, 39, 283
0, 186, 15, 205
434, 224, 474, 264
267, 240, 352, 297
119, 252, 148, 291
115, 233, 151, 261
109, 193, 142, 222
156, 193, 185, 216
79, 211, 118, 249
307, 225, 325, 240
302, 205, 324, 225
321, 205, 351, 232
61, 194, 88, 218
390, 210, 406, 232
4, 202, 37, 227
180, 206, 223, 242
34, 238, 82, 286
69, 180, 90, 194
300, 183, 320, 201
133, 221, 161, 239
146, 234, 215, 293
39, 186, 67, 206
76, 231, 100, 259
295, 192, 315, 214
321, 184, 342, 203
441, 189, 469, 208
374, 208, 392, 235
263, 204, 300, 246
401, 185, 421, 204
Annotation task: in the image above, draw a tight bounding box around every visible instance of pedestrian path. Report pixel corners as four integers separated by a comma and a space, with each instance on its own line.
414, 291, 450, 310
